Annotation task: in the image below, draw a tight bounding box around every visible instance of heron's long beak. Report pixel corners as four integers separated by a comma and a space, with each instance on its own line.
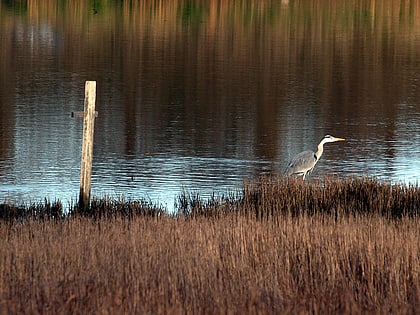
333, 137, 345, 141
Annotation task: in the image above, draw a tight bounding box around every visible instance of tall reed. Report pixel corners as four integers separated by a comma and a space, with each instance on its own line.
0, 213, 418, 314
179, 176, 420, 218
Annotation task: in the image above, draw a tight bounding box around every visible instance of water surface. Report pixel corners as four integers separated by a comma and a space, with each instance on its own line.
1, 1, 419, 210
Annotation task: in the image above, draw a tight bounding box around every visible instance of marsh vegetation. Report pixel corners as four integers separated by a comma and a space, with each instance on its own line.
1, 177, 419, 314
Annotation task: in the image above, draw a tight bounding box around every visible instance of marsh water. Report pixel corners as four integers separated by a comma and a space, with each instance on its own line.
1, 1, 420, 210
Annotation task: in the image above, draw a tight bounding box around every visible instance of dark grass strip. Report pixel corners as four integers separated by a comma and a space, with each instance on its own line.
1, 177, 419, 221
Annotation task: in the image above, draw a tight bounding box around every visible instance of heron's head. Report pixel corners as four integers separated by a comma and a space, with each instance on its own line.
322, 135, 345, 143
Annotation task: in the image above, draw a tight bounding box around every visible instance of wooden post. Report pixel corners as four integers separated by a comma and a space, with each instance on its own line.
78, 81, 97, 212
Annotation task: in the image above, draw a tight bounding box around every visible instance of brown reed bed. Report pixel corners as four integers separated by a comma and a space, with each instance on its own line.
0, 177, 419, 314
178, 176, 420, 218
2, 176, 418, 220
0, 213, 419, 314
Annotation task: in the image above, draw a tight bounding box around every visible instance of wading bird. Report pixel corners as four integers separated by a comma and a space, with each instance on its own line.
285, 135, 345, 180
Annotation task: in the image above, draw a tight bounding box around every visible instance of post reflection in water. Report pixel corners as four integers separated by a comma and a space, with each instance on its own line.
0, 1, 419, 210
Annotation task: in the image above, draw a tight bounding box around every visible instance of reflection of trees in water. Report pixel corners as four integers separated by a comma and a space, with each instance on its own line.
0, 0, 419, 159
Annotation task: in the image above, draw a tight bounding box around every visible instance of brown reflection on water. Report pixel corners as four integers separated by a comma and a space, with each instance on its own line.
0, 20, 15, 168
0, 0, 419, 179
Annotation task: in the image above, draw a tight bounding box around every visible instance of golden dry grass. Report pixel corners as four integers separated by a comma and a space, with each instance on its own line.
0, 177, 419, 314
0, 214, 419, 314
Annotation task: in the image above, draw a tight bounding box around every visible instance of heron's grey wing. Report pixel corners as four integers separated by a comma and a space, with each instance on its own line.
285, 150, 317, 176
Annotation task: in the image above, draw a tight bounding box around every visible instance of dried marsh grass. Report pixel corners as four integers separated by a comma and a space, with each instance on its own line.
1, 215, 418, 314
0, 177, 419, 314
180, 176, 419, 218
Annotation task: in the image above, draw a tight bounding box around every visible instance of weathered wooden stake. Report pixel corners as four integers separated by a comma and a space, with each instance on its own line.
78, 81, 97, 212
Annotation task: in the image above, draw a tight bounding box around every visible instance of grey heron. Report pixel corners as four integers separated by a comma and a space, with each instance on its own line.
285, 135, 345, 180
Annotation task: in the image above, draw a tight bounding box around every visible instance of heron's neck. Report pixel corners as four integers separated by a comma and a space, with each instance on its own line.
315, 142, 325, 160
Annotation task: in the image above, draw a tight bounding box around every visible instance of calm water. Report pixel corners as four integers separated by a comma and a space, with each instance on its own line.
1, 1, 420, 211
